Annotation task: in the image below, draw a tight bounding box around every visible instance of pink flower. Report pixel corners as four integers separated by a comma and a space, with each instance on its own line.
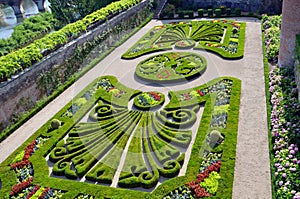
279, 181, 283, 186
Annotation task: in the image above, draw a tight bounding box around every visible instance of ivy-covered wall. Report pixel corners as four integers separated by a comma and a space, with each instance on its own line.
0, 0, 151, 131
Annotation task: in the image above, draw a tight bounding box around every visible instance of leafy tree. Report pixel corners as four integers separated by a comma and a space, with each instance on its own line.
49, 0, 118, 28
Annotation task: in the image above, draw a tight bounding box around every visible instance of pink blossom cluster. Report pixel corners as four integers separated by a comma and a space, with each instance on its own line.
269, 68, 300, 199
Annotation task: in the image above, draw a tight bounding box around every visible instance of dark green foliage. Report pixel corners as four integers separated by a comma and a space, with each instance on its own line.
50, 119, 61, 130
207, 9, 213, 17
220, 6, 226, 15
234, 8, 241, 16
226, 8, 231, 16
49, 0, 118, 27
215, 8, 221, 17
161, 3, 175, 18
178, 11, 184, 18
198, 9, 204, 17
186, 10, 194, 18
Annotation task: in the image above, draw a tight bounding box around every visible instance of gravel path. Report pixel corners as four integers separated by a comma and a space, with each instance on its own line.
0, 19, 271, 198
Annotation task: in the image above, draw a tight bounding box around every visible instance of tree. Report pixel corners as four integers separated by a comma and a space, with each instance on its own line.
49, 0, 118, 28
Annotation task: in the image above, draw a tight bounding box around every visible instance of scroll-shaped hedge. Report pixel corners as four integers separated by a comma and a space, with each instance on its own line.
135, 52, 207, 83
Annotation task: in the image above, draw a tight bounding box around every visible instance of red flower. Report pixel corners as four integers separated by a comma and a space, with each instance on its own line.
186, 161, 222, 197
149, 92, 161, 101
38, 187, 51, 199
10, 177, 33, 196
197, 90, 204, 97
11, 160, 30, 169
25, 185, 41, 199
184, 93, 191, 100
157, 69, 171, 79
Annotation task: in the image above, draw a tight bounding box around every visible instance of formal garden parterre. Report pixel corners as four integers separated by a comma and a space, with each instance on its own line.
0, 72, 241, 198
0, 11, 248, 198
135, 52, 207, 82
122, 20, 246, 60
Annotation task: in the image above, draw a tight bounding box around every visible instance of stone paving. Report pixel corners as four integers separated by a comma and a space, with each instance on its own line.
0, 19, 271, 198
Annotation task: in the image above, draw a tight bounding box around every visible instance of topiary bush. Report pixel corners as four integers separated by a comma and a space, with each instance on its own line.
207, 130, 224, 148
215, 8, 221, 17
50, 119, 61, 130
198, 9, 204, 17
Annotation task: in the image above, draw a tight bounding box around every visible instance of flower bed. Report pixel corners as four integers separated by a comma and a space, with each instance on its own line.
136, 52, 207, 82
262, 14, 300, 199
269, 68, 300, 199
133, 91, 165, 110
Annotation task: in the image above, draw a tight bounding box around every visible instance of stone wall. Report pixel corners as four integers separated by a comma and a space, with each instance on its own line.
279, 0, 300, 68
0, 0, 151, 129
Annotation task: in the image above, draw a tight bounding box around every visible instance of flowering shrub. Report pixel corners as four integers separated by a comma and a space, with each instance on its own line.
38, 188, 63, 199
262, 14, 281, 62
97, 78, 125, 97
134, 91, 164, 110
186, 161, 221, 198
9, 137, 50, 198
162, 186, 194, 199
10, 177, 34, 196
269, 68, 300, 198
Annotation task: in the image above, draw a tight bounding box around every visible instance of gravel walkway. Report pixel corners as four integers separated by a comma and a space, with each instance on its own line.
0, 19, 271, 198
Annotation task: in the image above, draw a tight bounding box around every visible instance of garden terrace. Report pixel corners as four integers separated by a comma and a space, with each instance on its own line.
122, 20, 246, 60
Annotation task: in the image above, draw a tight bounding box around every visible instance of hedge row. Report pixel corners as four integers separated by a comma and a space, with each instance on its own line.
0, 0, 141, 82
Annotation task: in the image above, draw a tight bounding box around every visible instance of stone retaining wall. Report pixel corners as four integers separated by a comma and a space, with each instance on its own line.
0, 0, 151, 129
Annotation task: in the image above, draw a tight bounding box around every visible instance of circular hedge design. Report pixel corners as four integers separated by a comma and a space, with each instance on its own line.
133, 91, 165, 110
136, 52, 207, 82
